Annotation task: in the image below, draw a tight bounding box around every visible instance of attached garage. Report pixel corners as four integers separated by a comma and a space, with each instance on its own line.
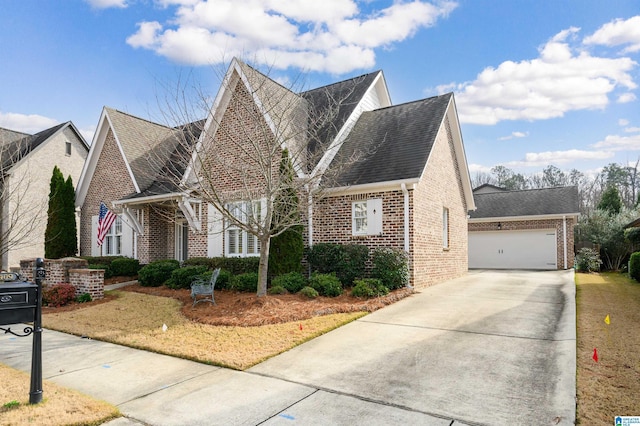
468, 185, 580, 270
469, 229, 557, 270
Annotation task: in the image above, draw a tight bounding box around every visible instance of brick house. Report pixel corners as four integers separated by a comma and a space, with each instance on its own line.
468, 185, 580, 269
75, 59, 476, 289
0, 122, 89, 270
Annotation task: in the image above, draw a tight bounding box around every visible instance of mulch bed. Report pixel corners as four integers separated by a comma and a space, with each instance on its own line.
120, 284, 415, 326
41, 275, 415, 327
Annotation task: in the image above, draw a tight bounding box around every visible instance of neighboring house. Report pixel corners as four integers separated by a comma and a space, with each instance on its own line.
76, 59, 475, 289
0, 122, 89, 270
468, 185, 580, 270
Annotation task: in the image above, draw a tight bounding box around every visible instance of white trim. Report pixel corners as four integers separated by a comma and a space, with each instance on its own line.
112, 192, 184, 206
563, 215, 568, 269
307, 188, 314, 247
324, 178, 420, 196
121, 207, 144, 235
401, 183, 409, 253
469, 213, 580, 223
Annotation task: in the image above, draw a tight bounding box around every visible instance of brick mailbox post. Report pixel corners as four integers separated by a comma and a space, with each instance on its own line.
0, 257, 45, 404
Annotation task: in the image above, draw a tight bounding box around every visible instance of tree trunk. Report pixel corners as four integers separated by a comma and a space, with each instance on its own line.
257, 236, 271, 297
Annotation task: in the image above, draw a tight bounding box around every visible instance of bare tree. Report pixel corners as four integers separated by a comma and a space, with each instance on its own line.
146, 59, 375, 296
0, 130, 49, 268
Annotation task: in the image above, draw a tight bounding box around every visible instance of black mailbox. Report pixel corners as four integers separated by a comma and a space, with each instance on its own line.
0, 272, 37, 326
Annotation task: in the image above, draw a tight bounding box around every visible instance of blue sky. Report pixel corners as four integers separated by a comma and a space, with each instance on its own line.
1, 0, 639, 179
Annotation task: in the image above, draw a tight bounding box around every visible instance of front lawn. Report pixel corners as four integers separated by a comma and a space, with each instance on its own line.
576, 272, 640, 424
42, 289, 371, 370
0, 363, 118, 426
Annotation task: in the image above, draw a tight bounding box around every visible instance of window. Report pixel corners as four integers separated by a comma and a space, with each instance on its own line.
353, 201, 368, 234
442, 207, 449, 249
105, 216, 122, 255
65, 141, 71, 156
225, 201, 261, 257
352, 198, 383, 236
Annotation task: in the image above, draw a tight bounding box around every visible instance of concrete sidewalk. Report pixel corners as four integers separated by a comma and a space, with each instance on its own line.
0, 321, 463, 425
0, 270, 575, 425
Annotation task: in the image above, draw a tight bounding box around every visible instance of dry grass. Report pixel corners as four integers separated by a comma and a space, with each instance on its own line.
576, 272, 640, 424
0, 364, 119, 426
43, 290, 366, 370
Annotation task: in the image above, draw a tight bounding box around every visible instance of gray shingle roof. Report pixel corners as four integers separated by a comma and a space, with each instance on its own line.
0, 122, 68, 170
106, 108, 190, 193
302, 71, 381, 170
326, 93, 452, 186
469, 186, 580, 219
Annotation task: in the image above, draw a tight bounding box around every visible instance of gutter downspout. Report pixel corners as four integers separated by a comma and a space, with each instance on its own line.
401, 183, 409, 253
563, 215, 568, 269
307, 185, 313, 248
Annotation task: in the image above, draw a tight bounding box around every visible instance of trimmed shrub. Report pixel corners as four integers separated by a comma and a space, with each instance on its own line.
272, 272, 307, 294
230, 272, 259, 292
109, 257, 140, 277
138, 259, 180, 287
43, 283, 76, 307
340, 244, 369, 285
76, 293, 92, 303
268, 285, 288, 295
629, 252, 640, 281
88, 263, 112, 279
167, 266, 208, 289
307, 243, 368, 286
308, 273, 343, 297
307, 243, 343, 274
183, 257, 260, 275
575, 247, 602, 273
299, 286, 319, 299
351, 278, 389, 298
371, 247, 409, 290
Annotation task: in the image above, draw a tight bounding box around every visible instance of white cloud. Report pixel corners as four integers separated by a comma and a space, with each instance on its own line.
625, 127, 640, 133
618, 92, 637, 103
498, 131, 528, 141
584, 15, 640, 53
444, 27, 637, 125
504, 149, 614, 167
0, 111, 59, 135
468, 163, 492, 173
78, 126, 97, 144
592, 133, 640, 151
84, 0, 127, 8
619, 118, 630, 126
126, 0, 457, 73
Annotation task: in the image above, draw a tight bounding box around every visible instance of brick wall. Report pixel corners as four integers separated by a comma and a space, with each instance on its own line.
69, 269, 105, 300
468, 217, 576, 269
19, 257, 104, 300
411, 117, 469, 289
79, 128, 137, 256
313, 190, 407, 277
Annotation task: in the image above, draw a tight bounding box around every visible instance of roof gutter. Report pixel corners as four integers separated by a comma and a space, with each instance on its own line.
112, 192, 186, 206
323, 178, 420, 196
468, 213, 580, 223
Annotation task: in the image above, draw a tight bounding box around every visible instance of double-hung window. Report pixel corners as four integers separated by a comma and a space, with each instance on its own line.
105, 216, 122, 255
226, 201, 261, 257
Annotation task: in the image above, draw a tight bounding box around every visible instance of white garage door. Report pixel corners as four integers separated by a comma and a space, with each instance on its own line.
469, 229, 557, 270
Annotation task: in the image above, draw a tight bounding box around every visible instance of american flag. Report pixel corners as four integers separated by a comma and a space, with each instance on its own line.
97, 202, 116, 247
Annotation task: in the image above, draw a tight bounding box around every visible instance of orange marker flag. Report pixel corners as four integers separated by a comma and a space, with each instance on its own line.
604, 315, 610, 325
592, 348, 598, 362
299, 324, 303, 330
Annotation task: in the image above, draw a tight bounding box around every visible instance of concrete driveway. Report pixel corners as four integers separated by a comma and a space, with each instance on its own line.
0, 270, 575, 425
250, 270, 576, 425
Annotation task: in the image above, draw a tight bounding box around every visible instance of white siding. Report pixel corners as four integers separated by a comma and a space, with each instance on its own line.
207, 203, 223, 257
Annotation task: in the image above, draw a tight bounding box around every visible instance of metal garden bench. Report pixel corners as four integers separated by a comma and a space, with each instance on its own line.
190, 268, 220, 307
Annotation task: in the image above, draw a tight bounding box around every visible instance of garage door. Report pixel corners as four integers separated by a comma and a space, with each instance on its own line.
469, 229, 557, 270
